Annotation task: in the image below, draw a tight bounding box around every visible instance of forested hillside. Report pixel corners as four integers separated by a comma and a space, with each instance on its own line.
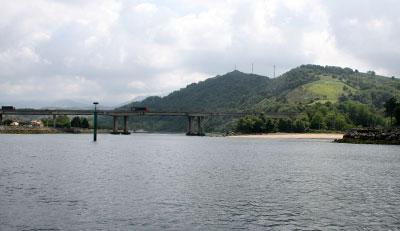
121, 65, 400, 133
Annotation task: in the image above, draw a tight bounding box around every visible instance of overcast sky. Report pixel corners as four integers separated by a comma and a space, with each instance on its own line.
1, 0, 399, 107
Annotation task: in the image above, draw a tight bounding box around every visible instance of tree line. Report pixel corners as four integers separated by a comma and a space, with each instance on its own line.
41, 116, 90, 128
236, 100, 388, 134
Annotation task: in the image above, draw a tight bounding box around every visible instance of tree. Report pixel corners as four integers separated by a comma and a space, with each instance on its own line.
395, 106, 400, 126
334, 114, 348, 131
236, 116, 257, 133
325, 112, 337, 130
252, 116, 264, 133
293, 119, 307, 132
56, 115, 71, 128
278, 118, 292, 132
310, 112, 325, 130
384, 97, 398, 126
264, 118, 277, 132
81, 118, 90, 128
71, 116, 81, 128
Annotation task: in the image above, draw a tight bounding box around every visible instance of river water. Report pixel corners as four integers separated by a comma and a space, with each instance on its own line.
0, 134, 399, 230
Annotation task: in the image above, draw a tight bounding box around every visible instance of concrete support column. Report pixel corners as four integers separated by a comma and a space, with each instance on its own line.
53, 115, 56, 128
187, 116, 205, 136
112, 116, 119, 134
187, 116, 194, 135
0, 114, 2, 125
122, 116, 130, 135
197, 116, 204, 136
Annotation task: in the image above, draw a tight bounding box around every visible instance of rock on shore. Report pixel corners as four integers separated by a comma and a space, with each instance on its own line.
335, 128, 400, 145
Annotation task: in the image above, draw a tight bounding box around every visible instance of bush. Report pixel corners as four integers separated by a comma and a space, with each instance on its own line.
71, 117, 81, 128
2, 119, 13, 126
56, 115, 71, 128
81, 118, 90, 128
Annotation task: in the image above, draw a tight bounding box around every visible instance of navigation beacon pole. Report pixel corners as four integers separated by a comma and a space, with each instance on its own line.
93, 102, 99, 142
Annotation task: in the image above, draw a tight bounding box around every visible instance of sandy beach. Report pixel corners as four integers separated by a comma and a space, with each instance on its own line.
230, 133, 344, 139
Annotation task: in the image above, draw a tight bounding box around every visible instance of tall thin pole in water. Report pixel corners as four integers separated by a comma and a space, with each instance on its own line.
93, 102, 98, 142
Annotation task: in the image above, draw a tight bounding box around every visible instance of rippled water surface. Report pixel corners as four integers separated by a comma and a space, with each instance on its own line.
1, 134, 400, 230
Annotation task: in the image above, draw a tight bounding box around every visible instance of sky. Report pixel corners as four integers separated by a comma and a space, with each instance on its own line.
1, 0, 399, 107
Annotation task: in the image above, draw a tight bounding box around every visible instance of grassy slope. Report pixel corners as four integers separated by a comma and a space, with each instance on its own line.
286, 75, 357, 104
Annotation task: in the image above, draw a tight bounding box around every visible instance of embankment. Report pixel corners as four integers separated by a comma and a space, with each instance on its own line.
0, 126, 60, 134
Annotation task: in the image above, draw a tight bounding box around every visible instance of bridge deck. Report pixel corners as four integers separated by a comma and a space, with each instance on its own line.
0, 109, 294, 118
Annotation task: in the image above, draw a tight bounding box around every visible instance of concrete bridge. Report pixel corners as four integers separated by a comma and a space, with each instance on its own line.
0, 108, 294, 136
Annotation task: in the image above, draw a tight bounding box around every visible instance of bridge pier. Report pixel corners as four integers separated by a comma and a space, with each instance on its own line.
186, 116, 205, 136
187, 116, 194, 135
197, 116, 204, 136
122, 115, 130, 135
53, 115, 56, 128
112, 116, 119, 134
0, 113, 2, 124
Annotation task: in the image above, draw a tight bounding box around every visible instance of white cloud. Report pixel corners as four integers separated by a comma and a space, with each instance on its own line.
133, 3, 158, 15
0, 47, 40, 64
128, 80, 146, 89
0, 81, 43, 96
153, 71, 209, 90
301, 30, 369, 71
0, 0, 399, 106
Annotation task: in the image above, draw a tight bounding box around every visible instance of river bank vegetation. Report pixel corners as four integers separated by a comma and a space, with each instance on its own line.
235, 100, 384, 133
40, 116, 90, 129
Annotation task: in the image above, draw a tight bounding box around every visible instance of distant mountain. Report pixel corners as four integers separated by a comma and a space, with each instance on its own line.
41, 100, 116, 110
43, 99, 92, 109
120, 65, 400, 132
0, 100, 48, 109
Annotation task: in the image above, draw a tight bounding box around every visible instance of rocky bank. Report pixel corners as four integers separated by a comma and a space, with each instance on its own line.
335, 128, 400, 145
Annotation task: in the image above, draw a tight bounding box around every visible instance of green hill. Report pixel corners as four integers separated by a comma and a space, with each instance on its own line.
129, 71, 270, 112
121, 64, 400, 133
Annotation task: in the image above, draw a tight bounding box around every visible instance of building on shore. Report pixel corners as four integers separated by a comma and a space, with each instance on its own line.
31, 120, 44, 127
10, 122, 19, 126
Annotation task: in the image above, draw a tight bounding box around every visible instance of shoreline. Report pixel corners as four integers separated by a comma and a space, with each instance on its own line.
0, 128, 344, 140
0, 127, 110, 134
229, 133, 344, 139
